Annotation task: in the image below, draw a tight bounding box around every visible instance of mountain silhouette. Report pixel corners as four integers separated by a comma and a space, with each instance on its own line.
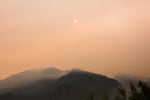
0, 68, 119, 100
0, 67, 67, 90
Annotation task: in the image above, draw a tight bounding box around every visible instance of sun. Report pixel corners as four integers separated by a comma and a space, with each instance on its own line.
73, 19, 78, 24
72, 17, 80, 24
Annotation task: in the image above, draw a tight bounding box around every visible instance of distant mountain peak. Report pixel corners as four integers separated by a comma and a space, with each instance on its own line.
0, 67, 66, 90
44, 67, 62, 71
70, 68, 84, 72
42, 67, 63, 74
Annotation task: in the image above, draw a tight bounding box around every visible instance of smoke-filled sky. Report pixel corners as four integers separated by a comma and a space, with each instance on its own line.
0, 0, 150, 79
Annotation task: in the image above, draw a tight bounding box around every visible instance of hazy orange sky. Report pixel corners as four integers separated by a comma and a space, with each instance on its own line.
0, 0, 150, 79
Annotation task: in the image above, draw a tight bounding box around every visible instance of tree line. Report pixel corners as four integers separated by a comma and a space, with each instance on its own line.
0, 81, 149, 100
86, 81, 150, 100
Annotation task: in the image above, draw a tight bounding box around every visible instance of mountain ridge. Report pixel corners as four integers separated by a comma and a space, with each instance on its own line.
0, 67, 119, 100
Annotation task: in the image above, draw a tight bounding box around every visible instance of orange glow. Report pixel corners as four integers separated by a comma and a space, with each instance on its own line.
0, 0, 150, 79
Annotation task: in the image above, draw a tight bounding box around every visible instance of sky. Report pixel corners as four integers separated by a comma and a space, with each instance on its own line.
0, 0, 150, 79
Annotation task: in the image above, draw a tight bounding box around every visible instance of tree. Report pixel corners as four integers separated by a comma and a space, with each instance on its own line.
128, 82, 146, 100
115, 87, 126, 100
116, 82, 148, 100
138, 81, 150, 100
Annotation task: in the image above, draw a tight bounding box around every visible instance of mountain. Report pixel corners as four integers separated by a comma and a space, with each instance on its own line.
52, 70, 119, 100
0, 67, 67, 90
0, 68, 119, 100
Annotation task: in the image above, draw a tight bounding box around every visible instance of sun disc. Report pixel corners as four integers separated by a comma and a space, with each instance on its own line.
73, 19, 78, 23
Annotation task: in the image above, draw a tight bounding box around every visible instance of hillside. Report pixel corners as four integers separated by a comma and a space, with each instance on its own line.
0, 68, 119, 100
